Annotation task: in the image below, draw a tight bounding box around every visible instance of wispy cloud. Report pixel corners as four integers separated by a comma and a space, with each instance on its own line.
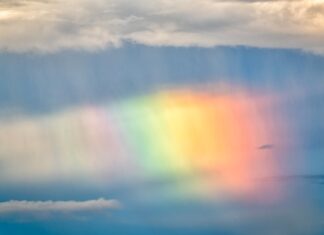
258, 144, 274, 150
0, 198, 121, 214
0, 0, 323, 53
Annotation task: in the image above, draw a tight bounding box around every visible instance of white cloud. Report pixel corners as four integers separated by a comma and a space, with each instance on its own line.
0, 198, 121, 214
0, 0, 323, 53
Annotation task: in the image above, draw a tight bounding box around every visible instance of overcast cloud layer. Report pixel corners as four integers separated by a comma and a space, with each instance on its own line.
0, 0, 324, 53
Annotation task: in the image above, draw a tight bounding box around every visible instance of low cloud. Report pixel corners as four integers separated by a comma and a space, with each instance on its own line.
0, 198, 121, 215
0, 0, 324, 53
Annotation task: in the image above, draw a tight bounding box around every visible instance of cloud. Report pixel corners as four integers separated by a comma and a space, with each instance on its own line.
258, 144, 274, 150
0, 0, 324, 53
0, 198, 121, 215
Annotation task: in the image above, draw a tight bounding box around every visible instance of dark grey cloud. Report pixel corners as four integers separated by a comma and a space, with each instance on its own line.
258, 144, 274, 150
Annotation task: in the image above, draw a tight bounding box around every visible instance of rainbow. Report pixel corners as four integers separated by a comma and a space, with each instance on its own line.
0, 88, 283, 198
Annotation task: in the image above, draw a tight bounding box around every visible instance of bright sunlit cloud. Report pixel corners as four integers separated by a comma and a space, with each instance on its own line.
0, 0, 324, 53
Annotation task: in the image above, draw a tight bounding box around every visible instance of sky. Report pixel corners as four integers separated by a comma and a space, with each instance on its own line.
0, 0, 324, 235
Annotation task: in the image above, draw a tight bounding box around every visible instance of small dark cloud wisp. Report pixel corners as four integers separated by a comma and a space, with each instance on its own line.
258, 144, 274, 150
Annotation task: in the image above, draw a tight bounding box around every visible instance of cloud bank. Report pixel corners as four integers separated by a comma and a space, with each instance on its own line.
0, 0, 324, 53
0, 198, 121, 214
